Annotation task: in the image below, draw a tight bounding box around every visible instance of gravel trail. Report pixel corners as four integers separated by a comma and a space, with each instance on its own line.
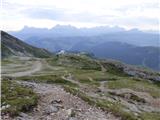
14, 81, 118, 120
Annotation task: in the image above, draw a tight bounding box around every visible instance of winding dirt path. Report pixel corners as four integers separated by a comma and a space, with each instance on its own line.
3, 60, 42, 77
96, 60, 106, 72
62, 73, 82, 87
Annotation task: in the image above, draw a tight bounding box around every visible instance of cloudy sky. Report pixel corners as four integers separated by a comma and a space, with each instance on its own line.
0, 0, 159, 31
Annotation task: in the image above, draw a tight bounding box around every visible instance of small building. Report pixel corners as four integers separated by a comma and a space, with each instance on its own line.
57, 50, 65, 55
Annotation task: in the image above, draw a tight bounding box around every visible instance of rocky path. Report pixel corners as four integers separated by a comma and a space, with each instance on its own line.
62, 73, 82, 87
98, 61, 106, 72
99, 81, 107, 92
15, 81, 118, 120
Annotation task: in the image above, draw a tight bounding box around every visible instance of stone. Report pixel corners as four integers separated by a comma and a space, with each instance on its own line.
1, 104, 10, 110
66, 108, 76, 117
19, 112, 33, 120
68, 117, 78, 120
66, 109, 72, 116
51, 99, 62, 104
44, 105, 59, 114
96, 89, 102, 93
2, 114, 9, 119
54, 104, 64, 108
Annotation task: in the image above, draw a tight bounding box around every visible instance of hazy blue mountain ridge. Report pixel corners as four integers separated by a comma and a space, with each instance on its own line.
8, 25, 160, 70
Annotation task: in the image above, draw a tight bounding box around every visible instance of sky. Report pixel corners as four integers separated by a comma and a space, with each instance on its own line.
0, 0, 159, 31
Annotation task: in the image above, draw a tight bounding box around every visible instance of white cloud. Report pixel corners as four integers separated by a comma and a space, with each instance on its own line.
1, 0, 159, 31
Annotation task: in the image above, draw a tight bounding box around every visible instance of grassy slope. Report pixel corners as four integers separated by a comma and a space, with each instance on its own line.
47, 54, 101, 70
17, 75, 78, 87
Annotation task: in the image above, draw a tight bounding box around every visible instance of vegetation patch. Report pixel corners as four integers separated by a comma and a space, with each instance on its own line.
1, 59, 13, 65
47, 54, 101, 70
96, 99, 137, 120
77, 78, 100, 86
140, 112, 160, 120
101, 62, 128, 76
107, 77, 160, 98
108, 92, 146, 103
18, 75, 78, 87
73, 70, 119, 82
1, 79, 38, 116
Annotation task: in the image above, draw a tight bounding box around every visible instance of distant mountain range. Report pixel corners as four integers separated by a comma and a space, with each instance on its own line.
9, 25, 159, 47
1, 31, 52, 58
9, 25, 125, 39
8, 25, 160, 70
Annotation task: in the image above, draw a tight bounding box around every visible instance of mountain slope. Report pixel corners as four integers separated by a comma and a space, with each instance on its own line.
87, 42, 160, 70
71, 41, 160, 71
1, 31, 53, 58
